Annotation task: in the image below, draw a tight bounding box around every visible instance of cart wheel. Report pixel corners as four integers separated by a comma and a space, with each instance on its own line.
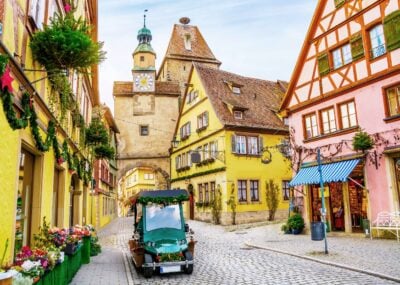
143, 254, 153, 278
184, 251, 193, 274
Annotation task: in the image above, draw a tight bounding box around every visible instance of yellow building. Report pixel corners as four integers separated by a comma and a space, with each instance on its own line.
0, 1, 100, 263
170, 63, 292, 225
91, 105, 119, 229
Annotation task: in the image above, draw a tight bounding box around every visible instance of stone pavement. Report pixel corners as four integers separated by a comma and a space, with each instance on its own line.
71, 217, 400, 285
243, 222, 400, 282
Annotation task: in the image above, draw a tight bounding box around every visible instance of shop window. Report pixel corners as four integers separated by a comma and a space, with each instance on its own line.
250, 180, 259, 201
238, 180, 247, 202
332, 43, 352, 69
320, 107, 337, 134
304, 113, 318, 139
282, 180, 290, 201
385, 84, 400, 117
369, 24, 386, 59
339, 101, 357, 129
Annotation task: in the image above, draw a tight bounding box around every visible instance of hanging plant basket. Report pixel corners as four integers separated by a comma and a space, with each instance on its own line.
30, 10, 106, 72
352, 130, 374, 152
85, 118, 109, 146
94, 144, 115, 160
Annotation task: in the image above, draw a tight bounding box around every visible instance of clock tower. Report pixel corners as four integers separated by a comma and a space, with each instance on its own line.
132, 13, 156, 92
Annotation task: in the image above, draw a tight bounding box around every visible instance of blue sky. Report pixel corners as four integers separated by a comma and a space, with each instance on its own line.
98, 0, 317, 112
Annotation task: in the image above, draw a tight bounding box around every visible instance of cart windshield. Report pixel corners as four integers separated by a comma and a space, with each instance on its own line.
145, 204, 182, 231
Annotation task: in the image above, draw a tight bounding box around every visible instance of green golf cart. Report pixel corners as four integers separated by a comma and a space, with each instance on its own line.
128, 190, 195, 278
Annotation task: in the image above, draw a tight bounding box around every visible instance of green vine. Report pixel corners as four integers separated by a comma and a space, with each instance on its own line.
137, 194, 189, 205
170, 167, 226, 183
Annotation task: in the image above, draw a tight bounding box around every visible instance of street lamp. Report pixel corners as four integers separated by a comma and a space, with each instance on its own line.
317, 148, 328, 254
171, 137, 180, 148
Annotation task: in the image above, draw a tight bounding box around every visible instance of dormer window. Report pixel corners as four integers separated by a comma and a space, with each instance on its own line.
234, 111, 243, 119
232, 86, 241, 94
184, 34, 192, 50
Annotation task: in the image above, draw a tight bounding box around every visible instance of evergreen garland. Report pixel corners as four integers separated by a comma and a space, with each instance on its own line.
137, 194, 189, 205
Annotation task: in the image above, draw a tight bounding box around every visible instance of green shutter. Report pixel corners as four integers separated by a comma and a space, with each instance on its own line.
231, 134, 236, 153
317, 53, 330, 76
350, 32, 365, 60
384, 10, 400, 52
334, 0, 345, 8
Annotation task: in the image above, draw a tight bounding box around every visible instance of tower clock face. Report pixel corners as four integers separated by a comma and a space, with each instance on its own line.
134, 73, 155, 92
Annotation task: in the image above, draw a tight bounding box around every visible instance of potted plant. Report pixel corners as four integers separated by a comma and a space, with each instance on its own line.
352, 130, 374, 153
287, 213, 305, 234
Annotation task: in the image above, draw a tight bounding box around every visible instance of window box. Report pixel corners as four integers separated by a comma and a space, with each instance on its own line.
196, 126, 207, 133
180, 134, 190, 141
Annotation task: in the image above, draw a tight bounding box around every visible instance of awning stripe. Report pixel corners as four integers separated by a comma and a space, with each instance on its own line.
289, 159, 360, 187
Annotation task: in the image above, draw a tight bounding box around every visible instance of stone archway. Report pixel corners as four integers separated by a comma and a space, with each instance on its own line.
118, 161, 170, 190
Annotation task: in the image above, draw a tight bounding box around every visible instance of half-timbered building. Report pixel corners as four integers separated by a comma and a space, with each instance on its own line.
281, 0, 400, 234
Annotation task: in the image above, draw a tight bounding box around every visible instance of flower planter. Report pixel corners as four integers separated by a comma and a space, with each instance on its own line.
292, 228, 303, 235
0, 274, 12, 285
64, 243, 77, 255
81, 236, 91, 264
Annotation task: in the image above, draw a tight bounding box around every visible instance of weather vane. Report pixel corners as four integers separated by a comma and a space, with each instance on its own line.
144, 9, 148, 27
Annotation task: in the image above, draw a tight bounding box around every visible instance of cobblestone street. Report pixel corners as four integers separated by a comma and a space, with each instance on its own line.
72, 217, 400, 285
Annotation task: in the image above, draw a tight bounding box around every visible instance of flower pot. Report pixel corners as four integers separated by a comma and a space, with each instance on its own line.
64, 243, 76, 255
292, 228, 302, 235
0, 275, 12, 285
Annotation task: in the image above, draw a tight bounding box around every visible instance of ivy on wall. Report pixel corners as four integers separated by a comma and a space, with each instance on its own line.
0, 54, 91, 184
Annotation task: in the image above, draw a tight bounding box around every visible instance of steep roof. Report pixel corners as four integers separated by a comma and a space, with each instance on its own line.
113, 81, 180, 97
193, 63, 288, 132
159, 23, 221, 69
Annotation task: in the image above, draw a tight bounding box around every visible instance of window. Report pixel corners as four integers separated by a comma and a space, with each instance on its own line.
304, 113, 318, 138
232, 86, 241, 94
248, 137, 259, 155
250, 180, 259, 201
203, 144, 209, 160
234, 111, 243, 119
210, 182, 216, 201
144, 173, 154, 180
175, 155, 181, 169
332, 43, 352, 69
140, 56, 145, 62
197, 112, 209, 130
184, 34, 192, 50
29, 0, 45, 29
198, 184, 203, 202
282, 180, 290, 201
385, 84, 400, 117
232, 135, 261, 155
204, 183, 209, 202
210, 141, 218, 158
235, 135, 247, 154
238, 180, 247, 202
180, 122, 191, 139
187, 90, 199, 104
369, 24, 386, 58
321, 108, 337, 134
339, 101, 357, 128
140, 125, 149, 136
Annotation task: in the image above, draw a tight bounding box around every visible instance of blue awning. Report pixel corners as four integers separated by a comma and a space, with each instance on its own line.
289, 159, 360, 187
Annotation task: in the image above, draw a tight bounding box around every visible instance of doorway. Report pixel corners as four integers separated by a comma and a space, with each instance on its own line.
15, 149, 34, 256
348, 178, 366, 232
188, 184, 194, 220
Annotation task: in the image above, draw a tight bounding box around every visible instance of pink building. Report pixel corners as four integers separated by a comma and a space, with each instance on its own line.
280, 0, 400, 234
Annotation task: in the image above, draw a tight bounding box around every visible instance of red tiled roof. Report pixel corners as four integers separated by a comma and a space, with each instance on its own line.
194, 64, 288, 132
164, 24, 221, 64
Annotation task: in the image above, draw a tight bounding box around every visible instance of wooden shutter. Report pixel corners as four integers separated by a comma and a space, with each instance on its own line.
350, 33, 365, 60
205, 112, 209, 126
258, 136, 264, 155
317, 53, 330, 76
384, 10, 400, 52
231, 134, 236, 153
334, 0, 345, 8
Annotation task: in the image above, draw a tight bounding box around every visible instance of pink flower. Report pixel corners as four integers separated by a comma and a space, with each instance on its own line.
64, 4, 71, 13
